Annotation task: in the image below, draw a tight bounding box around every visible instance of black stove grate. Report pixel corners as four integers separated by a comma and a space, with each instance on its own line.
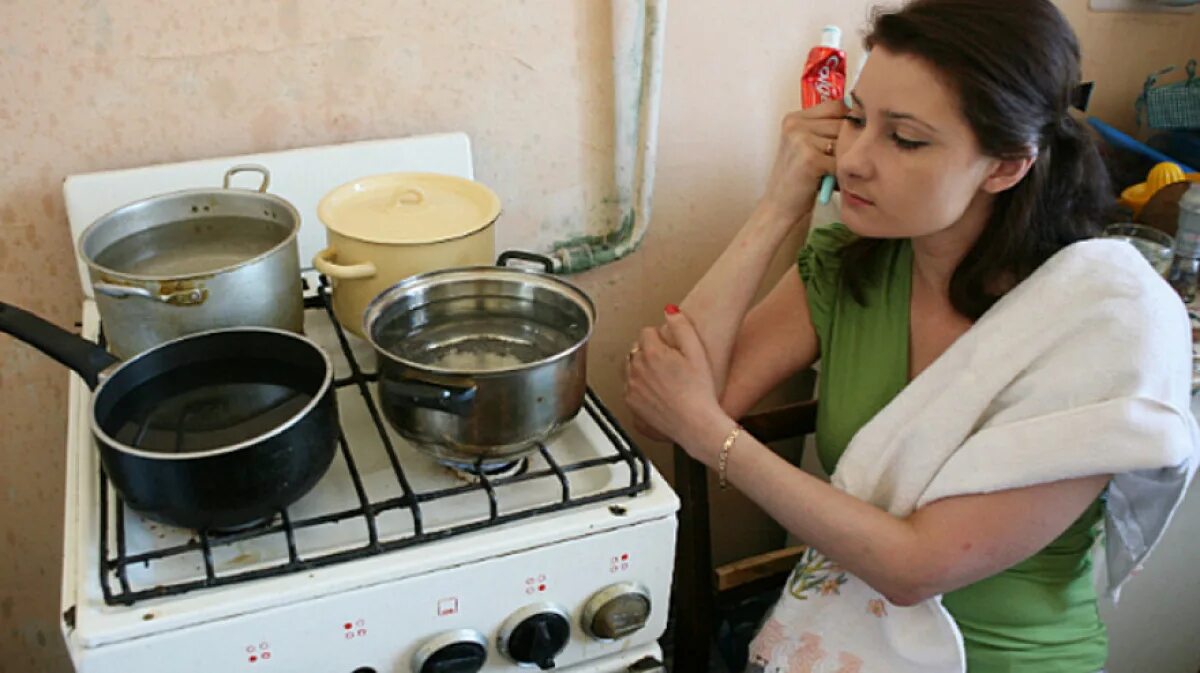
97, 281, 651, 606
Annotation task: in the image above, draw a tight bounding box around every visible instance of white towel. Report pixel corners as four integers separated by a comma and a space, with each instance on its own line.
831, 238, 1199, 598
749, 239, 1198, 672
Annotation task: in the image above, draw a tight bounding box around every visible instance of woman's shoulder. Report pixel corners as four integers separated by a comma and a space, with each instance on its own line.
1042, 238, 1180, 310
1003, 236, 1190, 369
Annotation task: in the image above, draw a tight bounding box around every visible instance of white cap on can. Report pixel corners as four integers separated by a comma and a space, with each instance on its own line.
820, 25, 842, 49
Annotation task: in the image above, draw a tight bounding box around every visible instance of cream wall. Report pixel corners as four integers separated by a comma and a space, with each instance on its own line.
2, 1, 1198, 671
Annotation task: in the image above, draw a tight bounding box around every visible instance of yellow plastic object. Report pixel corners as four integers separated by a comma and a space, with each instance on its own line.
1120, 162, 1200, 216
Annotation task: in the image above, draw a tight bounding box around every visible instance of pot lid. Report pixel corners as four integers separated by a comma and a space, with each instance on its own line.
317, 172, 501, 245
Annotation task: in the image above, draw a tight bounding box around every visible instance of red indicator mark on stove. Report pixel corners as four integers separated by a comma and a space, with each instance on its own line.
245, 642, 272, 663
610, 554, 631, 574
342, 619, 369, 640
525, 575, 549, 595
437, 597, 459, 617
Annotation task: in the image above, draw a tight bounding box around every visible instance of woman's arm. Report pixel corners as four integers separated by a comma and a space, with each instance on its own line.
718, 269, 820, 420
687, 414, 1110, 606
677, 100, 845, 392
631, 267, 819, 440
626, 310, 1110, 606
627, 102, 845, 441
677, 203, 809, 391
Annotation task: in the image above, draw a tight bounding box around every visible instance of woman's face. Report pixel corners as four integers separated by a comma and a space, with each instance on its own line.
836, 48, 1020, 240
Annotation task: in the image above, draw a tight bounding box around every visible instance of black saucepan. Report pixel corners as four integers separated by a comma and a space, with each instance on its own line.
0, 301, 338, 531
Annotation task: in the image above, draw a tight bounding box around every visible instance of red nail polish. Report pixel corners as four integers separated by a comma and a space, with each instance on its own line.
665, 304, 680, 315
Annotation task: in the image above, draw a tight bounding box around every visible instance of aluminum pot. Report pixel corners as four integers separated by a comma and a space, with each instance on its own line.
364, 252, 594, 467
78, 165, 304, 358
313, 172, 499, 337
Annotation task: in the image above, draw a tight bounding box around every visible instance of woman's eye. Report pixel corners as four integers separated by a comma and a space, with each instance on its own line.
892, 133, 928, 151
843, 114, 865, 128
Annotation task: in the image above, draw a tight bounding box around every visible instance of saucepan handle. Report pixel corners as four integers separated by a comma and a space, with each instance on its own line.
313, 247, 377, 280
0, 302, 121, 389
381, 374, 477, 416
497, 250, 556, 273
223, 164, 271, 193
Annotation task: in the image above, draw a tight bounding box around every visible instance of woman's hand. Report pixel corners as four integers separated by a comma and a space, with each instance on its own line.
628, 323, 680, 443
624, 308, 729, 462
760, 98, 849, 224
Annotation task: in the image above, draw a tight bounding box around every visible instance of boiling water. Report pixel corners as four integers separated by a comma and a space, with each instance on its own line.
94, 216, 286, 275
103, 359, 316, 453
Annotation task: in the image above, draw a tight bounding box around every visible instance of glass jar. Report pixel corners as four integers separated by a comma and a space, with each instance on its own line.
1168, 253, 1200, 304
1103, 223, 1175, 277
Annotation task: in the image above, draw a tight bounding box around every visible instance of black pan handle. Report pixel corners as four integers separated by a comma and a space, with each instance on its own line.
381, 375, 477, 416
497, 250, 556, 273
0, 302, 120, 389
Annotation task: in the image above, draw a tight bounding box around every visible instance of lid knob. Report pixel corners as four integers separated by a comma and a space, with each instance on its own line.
391, 187, 426, 210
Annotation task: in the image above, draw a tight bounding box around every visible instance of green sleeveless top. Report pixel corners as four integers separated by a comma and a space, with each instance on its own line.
798, 223, 1108, 672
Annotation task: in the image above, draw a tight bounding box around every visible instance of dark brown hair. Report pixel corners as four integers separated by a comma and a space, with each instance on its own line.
841, 0, 1111, 319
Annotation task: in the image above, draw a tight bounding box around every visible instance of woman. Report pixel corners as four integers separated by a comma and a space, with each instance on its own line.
625, 0, 1197, 671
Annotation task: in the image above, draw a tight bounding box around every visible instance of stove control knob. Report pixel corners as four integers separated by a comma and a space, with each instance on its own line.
582, 582, 652, 641
498, 603, 571, 670
412, 630, 488, 673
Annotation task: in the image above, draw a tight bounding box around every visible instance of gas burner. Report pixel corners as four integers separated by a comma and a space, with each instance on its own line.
443, 456, 530, 483
203, 513, 280, 537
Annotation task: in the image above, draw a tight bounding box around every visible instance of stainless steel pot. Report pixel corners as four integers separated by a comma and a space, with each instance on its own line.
78, 165, 304, 358
364, 252, 595, 467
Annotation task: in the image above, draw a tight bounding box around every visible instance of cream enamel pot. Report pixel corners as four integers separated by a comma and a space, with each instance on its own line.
312, 173, 500, 337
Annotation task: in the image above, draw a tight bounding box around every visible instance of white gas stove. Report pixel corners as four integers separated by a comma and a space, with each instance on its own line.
58, 134, 678, 673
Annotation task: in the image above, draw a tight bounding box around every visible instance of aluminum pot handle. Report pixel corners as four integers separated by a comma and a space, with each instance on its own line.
497, 250, 556, 273
223, 164, 271, 193
381, 376, 477, 416
94, 283, 207, 306
313, 247, 377, 280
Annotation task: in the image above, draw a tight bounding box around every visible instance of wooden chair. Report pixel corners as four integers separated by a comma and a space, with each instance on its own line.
670, 399, 818, 673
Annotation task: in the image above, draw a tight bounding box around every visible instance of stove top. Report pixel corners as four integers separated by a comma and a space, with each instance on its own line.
91, 283, 651, 606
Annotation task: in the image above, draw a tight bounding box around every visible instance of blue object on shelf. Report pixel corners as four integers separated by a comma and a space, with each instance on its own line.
1087, 116, 1197, 173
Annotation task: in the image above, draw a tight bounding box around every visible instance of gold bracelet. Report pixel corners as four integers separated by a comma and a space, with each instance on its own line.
718, 424, 742, 490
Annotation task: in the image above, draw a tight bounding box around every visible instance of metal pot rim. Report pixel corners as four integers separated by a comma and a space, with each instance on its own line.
77, 186, 302, 282
89, 327, 335, 461
362, 265, 596, 376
